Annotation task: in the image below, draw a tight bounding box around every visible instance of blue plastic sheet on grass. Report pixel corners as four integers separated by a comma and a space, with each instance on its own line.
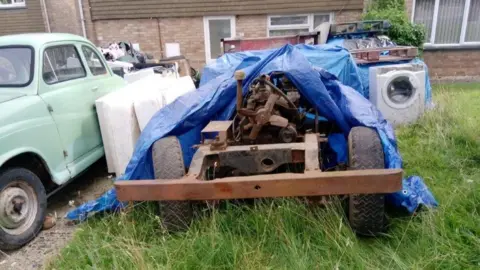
67, 44, 437, 221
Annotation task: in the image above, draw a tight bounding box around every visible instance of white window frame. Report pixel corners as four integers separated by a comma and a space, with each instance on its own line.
0, 0, 26, 9
412, 0, 480, 47
203, 16, 236, 62
267, 13, 334, 37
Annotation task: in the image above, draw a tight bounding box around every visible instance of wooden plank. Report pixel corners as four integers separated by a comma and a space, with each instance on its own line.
115, 169, 403, 201
355, 56, 417, 65
351, 46, 418, 65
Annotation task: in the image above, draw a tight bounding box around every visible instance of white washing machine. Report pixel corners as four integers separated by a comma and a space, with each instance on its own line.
369, 63, 426, 126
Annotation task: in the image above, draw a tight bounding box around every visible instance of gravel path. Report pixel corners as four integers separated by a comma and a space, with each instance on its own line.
0, 160, 114, 270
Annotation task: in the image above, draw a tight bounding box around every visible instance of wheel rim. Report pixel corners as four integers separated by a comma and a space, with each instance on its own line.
0, 181, 38, 235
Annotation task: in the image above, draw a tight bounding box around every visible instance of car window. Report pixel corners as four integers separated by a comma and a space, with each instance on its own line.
43, 45, 86, 84
81, 46, 107, 76
0, 47, 33, 87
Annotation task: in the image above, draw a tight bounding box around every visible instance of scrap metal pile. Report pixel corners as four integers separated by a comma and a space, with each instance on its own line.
100, 41, 200, 87
68, 32, 438, 228
234, 72, 304, 144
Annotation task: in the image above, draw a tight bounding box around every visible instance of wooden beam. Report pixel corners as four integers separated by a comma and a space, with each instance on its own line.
115, 169, 402, 201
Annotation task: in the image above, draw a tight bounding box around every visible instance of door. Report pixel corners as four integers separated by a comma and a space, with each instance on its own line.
204, 16, 236, 62
79, 44, 116, 99
38, 43, 101, 164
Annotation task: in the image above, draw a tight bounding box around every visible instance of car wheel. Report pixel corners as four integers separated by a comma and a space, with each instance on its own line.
347, 127, 386, 236
152, 136, 193, 232
0, 168, 47, 250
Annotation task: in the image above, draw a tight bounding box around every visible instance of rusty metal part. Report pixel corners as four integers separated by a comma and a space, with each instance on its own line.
222, 33, 319, 53
278, 125, 297, 143
189, 134, 320, 179
263, 79, 297, 110
219, 149, 293, 174
115, 169, 403, 201
201, 121, 232, 150
237, 74, 300, 143
235, 70, 245, 112
269, 115, 289, 128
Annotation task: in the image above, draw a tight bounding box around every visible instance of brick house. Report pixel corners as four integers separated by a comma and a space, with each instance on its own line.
1, 0, 479, 78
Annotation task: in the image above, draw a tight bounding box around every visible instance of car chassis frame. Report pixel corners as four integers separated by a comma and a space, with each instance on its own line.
115, 129, 403, 202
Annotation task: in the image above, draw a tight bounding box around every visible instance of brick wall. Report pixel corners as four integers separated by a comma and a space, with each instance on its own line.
45, 0, 82, 35
236, 15, 268, 38
94, 19, 162, 59
334, 10, 363, 23
158, 17, 205, 69
423, 50, 480, 78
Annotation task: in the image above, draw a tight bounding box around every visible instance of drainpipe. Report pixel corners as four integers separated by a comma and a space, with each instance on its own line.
78, 0, 87, 38
41, 0, 51, 32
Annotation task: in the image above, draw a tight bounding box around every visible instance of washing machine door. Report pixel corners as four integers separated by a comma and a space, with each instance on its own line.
381, 70, 420, 109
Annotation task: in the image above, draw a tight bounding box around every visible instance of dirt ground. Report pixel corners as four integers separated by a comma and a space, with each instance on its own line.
0, 160, 114, 270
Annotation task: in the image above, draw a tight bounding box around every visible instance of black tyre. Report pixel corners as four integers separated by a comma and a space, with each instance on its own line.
0, 168, 47, 250
152, 136, 193, 231
348, 127, 386, 236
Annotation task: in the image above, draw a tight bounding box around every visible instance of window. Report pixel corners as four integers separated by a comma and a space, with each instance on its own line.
0, 0, 25, 9
43, 45, 86, 84
82, 46, 107, 76
204, 16, 236, 61
0, 47, 33, 87
413, 0, 480, 45
268, 13, 333, 37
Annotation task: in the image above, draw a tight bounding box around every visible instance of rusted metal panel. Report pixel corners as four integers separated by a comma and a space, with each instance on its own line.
218, 149, 293, 174
187, 136, 312, 177
115, 169, 403, 201
223, 34, 318, 54
89, 0, 364, 20
0, 0, 45, 36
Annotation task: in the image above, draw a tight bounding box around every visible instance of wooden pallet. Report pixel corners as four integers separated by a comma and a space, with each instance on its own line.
351, 46, 418, 64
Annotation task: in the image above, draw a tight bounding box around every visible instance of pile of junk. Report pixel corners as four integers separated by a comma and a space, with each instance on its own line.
67, 20, 438, 225
221, 20, 432, 126
100, 41, 200, 87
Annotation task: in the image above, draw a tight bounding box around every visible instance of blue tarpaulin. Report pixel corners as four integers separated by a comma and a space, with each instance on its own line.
67, 44, 437, 221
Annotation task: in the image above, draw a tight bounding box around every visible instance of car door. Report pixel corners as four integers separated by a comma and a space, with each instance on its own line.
79, 44, 122, 99
38, 42, 101, 165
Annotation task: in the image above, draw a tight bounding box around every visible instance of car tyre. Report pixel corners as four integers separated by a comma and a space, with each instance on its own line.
152, 136, 193, 232
347, 127, 386, 236
0, 168, 47, 250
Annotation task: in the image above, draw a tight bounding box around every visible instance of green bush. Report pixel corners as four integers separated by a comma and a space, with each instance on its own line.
363, 0, 426, 49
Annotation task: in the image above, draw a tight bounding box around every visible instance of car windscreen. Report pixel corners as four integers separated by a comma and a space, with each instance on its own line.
0, 47, 34, 87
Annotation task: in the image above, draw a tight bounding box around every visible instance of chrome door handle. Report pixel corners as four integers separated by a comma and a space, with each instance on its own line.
91, 86, 99, 92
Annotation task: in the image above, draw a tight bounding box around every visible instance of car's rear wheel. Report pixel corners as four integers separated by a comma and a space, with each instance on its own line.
152, 136, 193, 232
347, 127, 386, 236
0, 168, 46, 250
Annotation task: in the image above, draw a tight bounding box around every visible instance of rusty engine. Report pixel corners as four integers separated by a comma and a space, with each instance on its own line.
201, 71, 334, 179
233, 71, 322, 145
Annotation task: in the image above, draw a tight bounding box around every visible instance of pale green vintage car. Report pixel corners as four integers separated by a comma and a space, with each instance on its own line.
0, 33, 125, 250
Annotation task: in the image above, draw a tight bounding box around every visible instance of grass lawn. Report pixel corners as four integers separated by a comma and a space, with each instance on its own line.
49, 84, 480, 270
